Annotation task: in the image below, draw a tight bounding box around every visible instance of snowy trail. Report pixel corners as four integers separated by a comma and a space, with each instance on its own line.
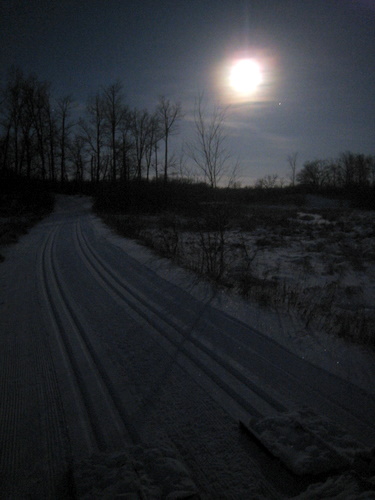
40, 225, 140, 452
74, 210, 375, 446
74, 219, 287, 421
0, 195, 374, 498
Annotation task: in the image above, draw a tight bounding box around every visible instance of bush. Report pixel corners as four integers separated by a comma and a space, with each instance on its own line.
93, 179, 216, 215
0, 174, 54, 216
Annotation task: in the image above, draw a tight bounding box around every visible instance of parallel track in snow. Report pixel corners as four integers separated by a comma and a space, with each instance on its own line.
74, 221, 287, 422
74, 221, 289, 498
74, 220, 375, 446
40, 225, 140, 456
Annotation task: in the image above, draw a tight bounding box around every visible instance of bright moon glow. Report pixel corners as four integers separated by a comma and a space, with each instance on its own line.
229, 59, 262, 94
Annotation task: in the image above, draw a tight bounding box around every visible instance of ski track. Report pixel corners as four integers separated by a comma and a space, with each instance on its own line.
40, 225, 140, 452
1, 195, 374, 498
30, 200, 268, 497
74, 220, 287, 420
71, 213, 285, 497
75, 216, 375, 446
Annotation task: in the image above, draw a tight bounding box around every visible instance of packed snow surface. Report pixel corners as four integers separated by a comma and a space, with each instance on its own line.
0, 195, 374, 498
242, 407, 372, 476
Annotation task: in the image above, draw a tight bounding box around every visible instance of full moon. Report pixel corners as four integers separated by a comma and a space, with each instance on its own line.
229, 59, 262, 94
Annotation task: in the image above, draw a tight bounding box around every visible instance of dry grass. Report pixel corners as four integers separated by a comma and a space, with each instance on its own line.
100, 204, 375, 349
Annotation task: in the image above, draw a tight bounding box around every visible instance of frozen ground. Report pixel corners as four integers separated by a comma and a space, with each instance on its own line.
124, 195, 375, 352
0, 195, 374, 498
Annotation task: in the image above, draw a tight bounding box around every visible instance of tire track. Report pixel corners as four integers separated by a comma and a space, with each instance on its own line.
40, 225, 140, 457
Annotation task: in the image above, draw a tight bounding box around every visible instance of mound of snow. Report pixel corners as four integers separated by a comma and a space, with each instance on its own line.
293, 472, 375, 499
242, 407, 371, 476
73, 445, 200, 499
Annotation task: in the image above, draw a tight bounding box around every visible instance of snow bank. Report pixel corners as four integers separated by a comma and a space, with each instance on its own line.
73, 444, 200, 499
242, 407, 371, 476
294, 472, 375, 499
96, 213, 375, 397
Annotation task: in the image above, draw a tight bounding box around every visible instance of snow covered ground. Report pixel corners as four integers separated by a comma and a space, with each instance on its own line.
109, 196, 375, 389
0, 195, 374, 498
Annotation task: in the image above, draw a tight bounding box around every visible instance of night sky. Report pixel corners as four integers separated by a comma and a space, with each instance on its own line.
1, 0, 374, 184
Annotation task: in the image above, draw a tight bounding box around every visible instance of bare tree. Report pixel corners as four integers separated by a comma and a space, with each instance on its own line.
145, 112, 161, 181
79, 92, 106, 183
68, 135, 85, 187
287, 151, 298, 186
25, 76, 52, 180
118, 108, 134, 183
294, 153, 374, 189
1, 68, 57, 181
156, 96, 182, 183
296, 160, 326, 187
56, 95, 74, 184
323, 160, 343, 188
45, 101, 57, 182
255, 174, 280, 189
370, 156, 375, 187
175, 146, 196, 183
130, 108, 152, 180
188, 95, 234, 188
1, 67, 24, 175
336, 152, 372, 189
102, 82, 126, 181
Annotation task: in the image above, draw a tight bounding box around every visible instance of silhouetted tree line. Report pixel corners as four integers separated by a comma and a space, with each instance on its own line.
1, 67, 373, 211
294, 153, 375, 209
93, 178, 219, 215
297, 152, 375, 190
0, 67, 182, 187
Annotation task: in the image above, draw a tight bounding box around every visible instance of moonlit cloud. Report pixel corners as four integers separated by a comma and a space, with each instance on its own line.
0, 0, 373, 185
212, 47, 281, 110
